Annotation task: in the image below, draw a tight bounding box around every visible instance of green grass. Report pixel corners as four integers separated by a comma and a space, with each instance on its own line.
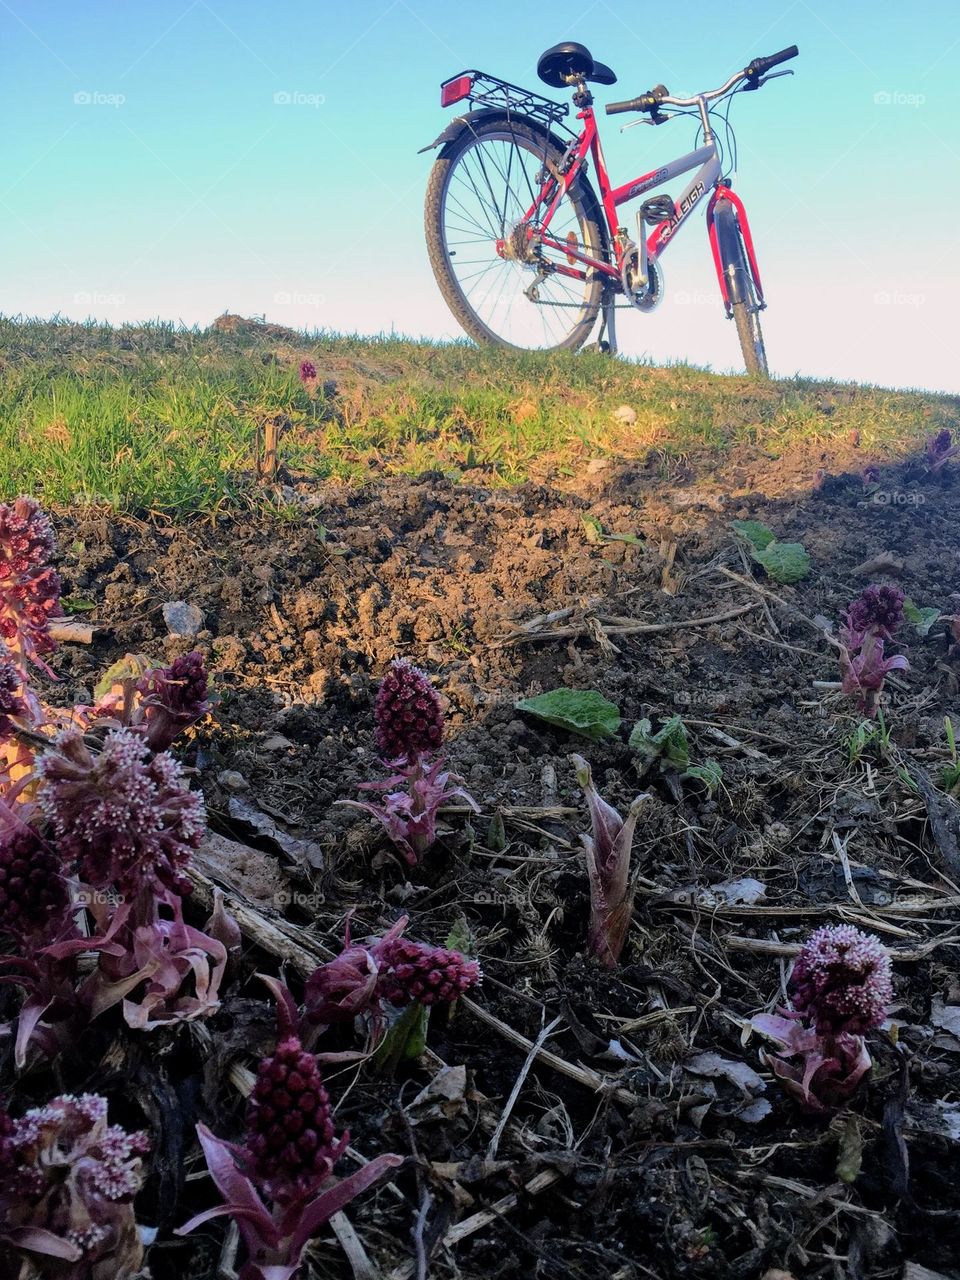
0, 314, 955, 515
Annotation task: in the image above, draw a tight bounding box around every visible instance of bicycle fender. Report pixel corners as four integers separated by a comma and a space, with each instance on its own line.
711, 198, 749, 307
418, 109, 569, 156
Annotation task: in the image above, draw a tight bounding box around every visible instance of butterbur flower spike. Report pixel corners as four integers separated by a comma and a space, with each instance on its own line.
571, 754, 649, 969
177, 996, 402, 1280
839, 585, 909, 717
0, 497, 61, 674
749, 925, 892, 1112
37, 728, 205, 898
926, 427, 958, 470
374, 659, 444, 762
136, 650, 210, 752
299, 359, 318, 386
0, 825, 70, 941
0, 1093, 149, 1280
376, 936, 481, 1007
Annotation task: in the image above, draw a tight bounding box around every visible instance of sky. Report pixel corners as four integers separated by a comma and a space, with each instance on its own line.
3, 0, 959, 391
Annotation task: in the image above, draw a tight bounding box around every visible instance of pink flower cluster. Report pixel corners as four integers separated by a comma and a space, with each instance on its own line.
342, 661, 477, 864
0, 1092, 149, 1279
751, 924, 893, 1112
0, 497, 61, 671
38, 728, 205, 899
304, 915, 481, 1030
839, 584, 909, 717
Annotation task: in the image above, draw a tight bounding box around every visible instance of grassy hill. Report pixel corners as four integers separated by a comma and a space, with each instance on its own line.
0, 313, 955, 514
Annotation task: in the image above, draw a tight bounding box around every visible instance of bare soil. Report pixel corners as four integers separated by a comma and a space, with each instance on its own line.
19, 441, 960, 1279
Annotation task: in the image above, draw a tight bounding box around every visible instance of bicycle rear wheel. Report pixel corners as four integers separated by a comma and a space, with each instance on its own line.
425, 118, 605, 352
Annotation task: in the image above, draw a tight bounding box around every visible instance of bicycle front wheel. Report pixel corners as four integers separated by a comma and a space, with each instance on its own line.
425, 118, 605, 353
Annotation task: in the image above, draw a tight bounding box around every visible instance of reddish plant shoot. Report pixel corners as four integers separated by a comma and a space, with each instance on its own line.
37, 728, 205, 899
750, 924, 893, 1112
571, 755, 649, 968
340, 756, 477, 865
926, 427, 958, 470
839, 585, 909, 717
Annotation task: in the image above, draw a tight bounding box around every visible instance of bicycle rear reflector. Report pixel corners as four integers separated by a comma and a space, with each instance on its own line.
441, 75, 474, 107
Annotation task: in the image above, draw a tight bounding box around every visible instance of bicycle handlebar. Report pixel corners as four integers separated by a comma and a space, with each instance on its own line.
605, 45, 798, 116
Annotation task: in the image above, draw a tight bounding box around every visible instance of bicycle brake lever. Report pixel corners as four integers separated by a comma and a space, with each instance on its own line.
753, 69, 795, 89
620, 111, 679, 131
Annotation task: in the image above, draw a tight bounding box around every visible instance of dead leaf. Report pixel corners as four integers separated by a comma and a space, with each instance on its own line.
685, 1052, 766, 1097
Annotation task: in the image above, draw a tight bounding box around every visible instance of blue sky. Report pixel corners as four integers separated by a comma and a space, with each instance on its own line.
3, 0, 958, 390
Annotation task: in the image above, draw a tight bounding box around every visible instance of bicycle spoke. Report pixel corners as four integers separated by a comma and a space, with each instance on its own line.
439, 128, 600, 350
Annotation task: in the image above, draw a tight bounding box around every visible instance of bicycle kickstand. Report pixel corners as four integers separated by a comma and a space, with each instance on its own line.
596, 287, 618, 355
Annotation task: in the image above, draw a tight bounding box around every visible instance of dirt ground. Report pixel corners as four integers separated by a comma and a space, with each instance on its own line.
21, 438, 960, 1279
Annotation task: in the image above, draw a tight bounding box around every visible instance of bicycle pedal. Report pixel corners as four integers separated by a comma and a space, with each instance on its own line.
640, 194, 676, 226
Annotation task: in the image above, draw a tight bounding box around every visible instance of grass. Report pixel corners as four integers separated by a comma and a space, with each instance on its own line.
0, 313, 956, 515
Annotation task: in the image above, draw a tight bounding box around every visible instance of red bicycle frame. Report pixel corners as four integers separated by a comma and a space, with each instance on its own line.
512, 102, 763, 312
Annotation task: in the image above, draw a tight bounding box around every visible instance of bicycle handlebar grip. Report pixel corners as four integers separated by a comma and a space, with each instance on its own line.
748, 45, 799, 77
605, 96, 645, 115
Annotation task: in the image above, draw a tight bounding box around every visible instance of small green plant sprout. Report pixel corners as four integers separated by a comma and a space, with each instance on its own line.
730, 519, 811, 584
570, 754, 649, 968
943, 717, 960, 797
515, 688, 621, 741
629, 715, 723, 793
902, 597, 941, 637
581, 514, 644, 547
844, 712, 892, 765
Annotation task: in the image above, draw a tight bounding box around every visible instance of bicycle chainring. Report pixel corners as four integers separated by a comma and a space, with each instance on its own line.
622, 250, 664, 312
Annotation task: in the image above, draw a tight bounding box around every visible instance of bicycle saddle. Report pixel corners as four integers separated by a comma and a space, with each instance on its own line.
537, 42, 617, 88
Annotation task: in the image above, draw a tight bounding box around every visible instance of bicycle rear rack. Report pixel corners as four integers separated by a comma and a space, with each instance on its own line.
450, 71, 573, 136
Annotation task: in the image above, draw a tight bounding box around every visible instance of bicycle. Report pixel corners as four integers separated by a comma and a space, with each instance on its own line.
422, 41, 799, 374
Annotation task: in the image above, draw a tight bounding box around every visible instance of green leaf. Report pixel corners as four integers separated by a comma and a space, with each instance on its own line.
487, 810, 507, 852
753, 540, 811, 584
581, 514, 604, 543
629, 715, 690, 771
903, 597, 940, 636
372, 1002, 429, 1076
60, 597, 97, 614
730, 519, 776, 551
683, 759, 723, 795
93, 653, 152, 701
445, 916, 475, 957
515, 689, 621, 740
836, 1115, 863, 1184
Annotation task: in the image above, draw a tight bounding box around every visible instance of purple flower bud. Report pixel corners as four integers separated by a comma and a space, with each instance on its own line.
789, 924, 892, 1036
926, 427, 953, 464
299, 359, 318, 385
136, 650, 210, 752
37, 728, 205, 898
375, 937, 481, 1007
844, 585, 905, 642
0, 826, 69, 940
245, 1036, 346, 1204
374, 660, 444, 762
